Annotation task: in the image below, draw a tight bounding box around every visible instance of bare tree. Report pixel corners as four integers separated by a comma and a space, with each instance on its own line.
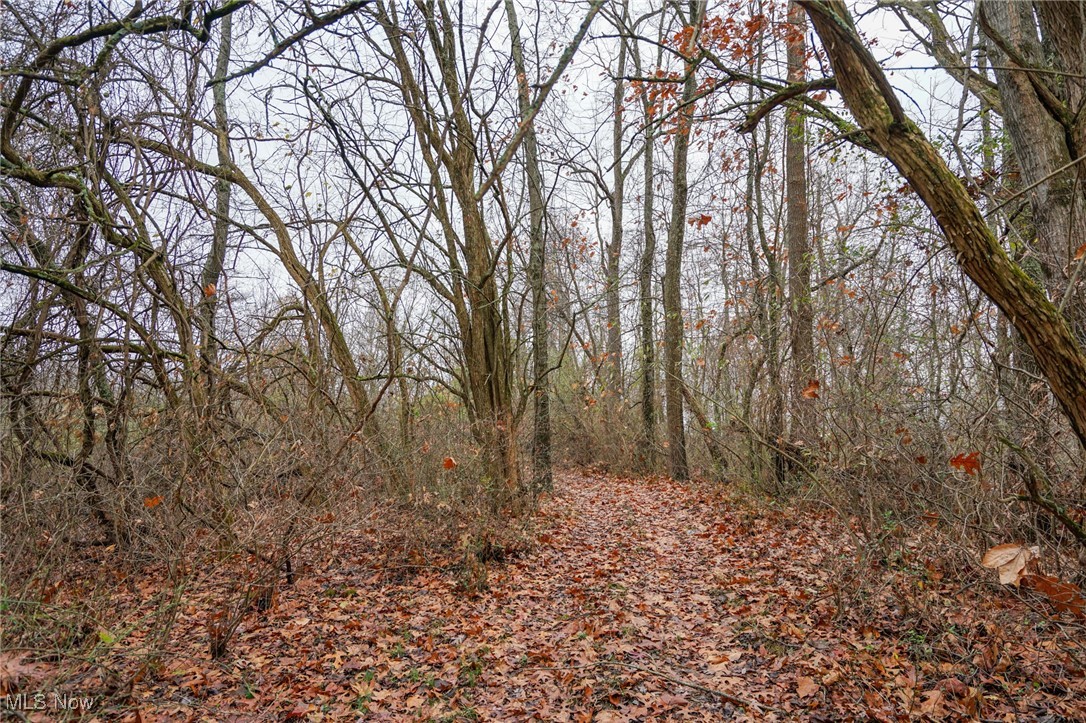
663, 0, 707, 481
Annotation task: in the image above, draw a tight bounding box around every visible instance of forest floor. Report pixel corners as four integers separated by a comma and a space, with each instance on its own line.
9, 472, 1086, 721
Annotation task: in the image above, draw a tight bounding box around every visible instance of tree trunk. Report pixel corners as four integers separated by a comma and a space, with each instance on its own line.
198, 11, 233, 413
785, 0, 816, 448
800, 0, 1086, 450
605, 24, 628, 397
638, 98, 658, 469
633, 27, 661, 471
755, 121, 785, 486
506, 0, 552, 492
663, 0, 705, 481
979, 1, 1086, 335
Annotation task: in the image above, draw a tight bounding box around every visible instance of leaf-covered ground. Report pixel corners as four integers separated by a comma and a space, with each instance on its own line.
23, 473, 1086, 720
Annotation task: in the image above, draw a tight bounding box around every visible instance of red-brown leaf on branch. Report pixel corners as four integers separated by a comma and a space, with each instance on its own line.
801, 379, 820, 399
949, 451, 981, 476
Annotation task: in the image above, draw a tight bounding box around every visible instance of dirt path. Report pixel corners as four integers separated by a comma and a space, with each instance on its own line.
127, 473, 1083, 721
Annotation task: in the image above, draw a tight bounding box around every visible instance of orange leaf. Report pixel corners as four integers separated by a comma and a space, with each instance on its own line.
203, 283, 216, 297
1075, 242, 1086, 261
949, 451, 981, 476
443, 457, 458, 470
801, 380, 820, 399
143, 495, 163, 509
1023, 574, 1086, 618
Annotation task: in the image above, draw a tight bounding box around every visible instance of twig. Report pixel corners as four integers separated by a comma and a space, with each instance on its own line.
209, 0, 372, 86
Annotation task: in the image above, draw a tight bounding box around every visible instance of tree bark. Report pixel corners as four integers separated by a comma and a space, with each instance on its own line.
506, 0, 552, 492
663, 0, 706, 481
605, 17, 628, 397
800, 0, 1086, 450
978, 0, 1086, 337
638, 84, 659, 469
198, 11, 233, 413
785, 0, 816, 448
631, 21, 662, 471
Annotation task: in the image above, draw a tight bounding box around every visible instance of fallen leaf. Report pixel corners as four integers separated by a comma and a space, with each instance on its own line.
797, 676, 819, 698
1023, 574, 1086, 618
936, 678, 969, 697
920, 689, 946, 716
0, 654, 39, 695
981, 543, 1038, 586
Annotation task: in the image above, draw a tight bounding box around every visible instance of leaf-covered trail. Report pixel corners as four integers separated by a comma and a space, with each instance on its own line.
133, 473, 1084, 721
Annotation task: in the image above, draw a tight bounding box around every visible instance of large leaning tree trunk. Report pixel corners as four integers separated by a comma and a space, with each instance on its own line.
798, 0, 1086, 451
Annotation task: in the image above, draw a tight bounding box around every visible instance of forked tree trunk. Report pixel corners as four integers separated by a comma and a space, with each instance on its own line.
378, 1, 518, 490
